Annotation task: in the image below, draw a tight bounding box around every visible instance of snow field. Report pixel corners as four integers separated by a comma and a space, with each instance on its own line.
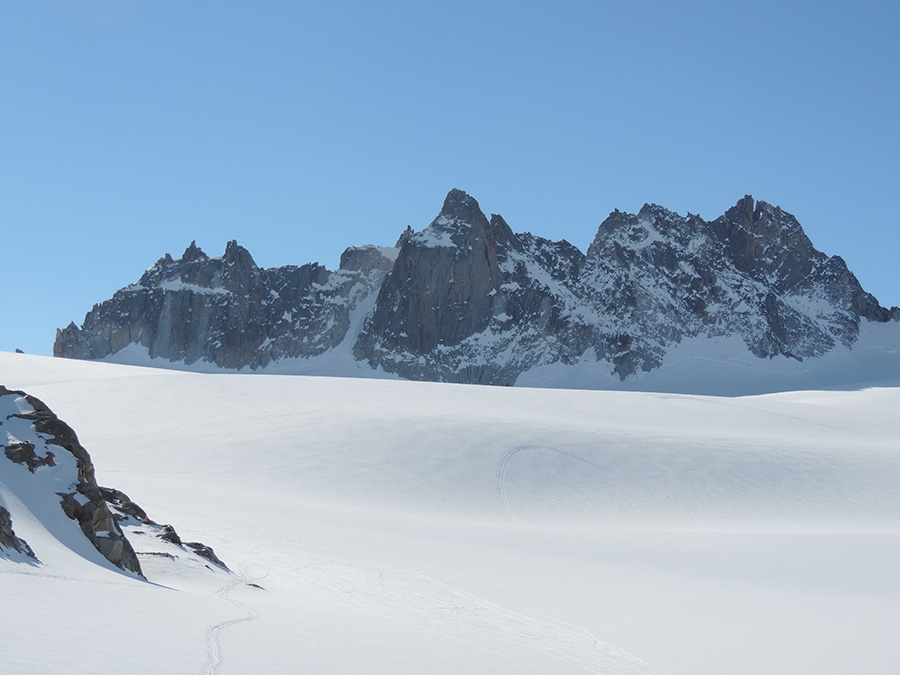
1, 352, 898, 674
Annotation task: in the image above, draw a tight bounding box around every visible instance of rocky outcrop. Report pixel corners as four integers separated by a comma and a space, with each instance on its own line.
100, 486, 228, 570
1, 385, 142, 574
1, 386, 227, 574
55, 190, 898, 386
0, 505, 35, 558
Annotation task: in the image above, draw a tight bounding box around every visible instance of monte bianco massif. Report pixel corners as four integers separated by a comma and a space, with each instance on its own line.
54, 189, 900, 392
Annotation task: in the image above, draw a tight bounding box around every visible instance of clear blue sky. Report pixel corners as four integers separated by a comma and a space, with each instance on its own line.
2, 1, 898, 356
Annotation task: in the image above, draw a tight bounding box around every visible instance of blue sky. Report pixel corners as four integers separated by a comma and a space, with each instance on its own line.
2, 1, 898, 356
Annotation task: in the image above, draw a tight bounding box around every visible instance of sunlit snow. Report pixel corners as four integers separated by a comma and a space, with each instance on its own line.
1, 351, 898, 674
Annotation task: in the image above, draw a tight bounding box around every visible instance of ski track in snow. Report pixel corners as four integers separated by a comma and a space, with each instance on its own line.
497, 445, 601, 518
418, 574, 667, 675
6, 354, 899, 675
292, 560, 668, 675
202, 564, 261, 675
496, 446, 520, 517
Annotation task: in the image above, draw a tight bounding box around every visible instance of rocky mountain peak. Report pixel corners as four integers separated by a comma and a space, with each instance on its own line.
181, 240, 208, 263
726, 194, 757, 227
439, 188, 486, 225
55, 189, 898, 389
223, 239, 256, 269
414, 189, 494, 248
587, 203, 690, 259
488, 213, 521, 251
711, 195, 816, 290
394, 225, 414, 247
339, 245, 398, 274
353, 190, 507, 367
717, 195, 807, 246
219, 240, 258, 296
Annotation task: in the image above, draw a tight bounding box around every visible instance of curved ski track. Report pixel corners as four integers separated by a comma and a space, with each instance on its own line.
203, 565, 262, 675
497, 444, 600, 518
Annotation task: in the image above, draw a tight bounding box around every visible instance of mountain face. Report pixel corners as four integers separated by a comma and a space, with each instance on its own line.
55, 240, 396, 370
55, 190, 898, 385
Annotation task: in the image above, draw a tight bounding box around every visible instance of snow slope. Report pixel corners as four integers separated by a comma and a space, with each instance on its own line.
2, 351, 899, 674
94, 316, 900, 397
516, 319, 900, 395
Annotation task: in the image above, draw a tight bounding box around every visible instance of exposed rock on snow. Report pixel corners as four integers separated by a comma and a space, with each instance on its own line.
0, 386, 227, 575
0, 504, 35, 558
101, 485, 229, 571
54, 190, 899, 386
1, 385, 142, 574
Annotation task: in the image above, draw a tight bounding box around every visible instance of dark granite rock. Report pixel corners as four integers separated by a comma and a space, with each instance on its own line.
100, 486, 229, 571
578, 196, 894, 375
1, 385, 142, 575
0, 505, 36, 559
54, 190, 898, 385
1, 386, 229, 574
354, 190, 506, 377
4, 440, 56, 472
184, 541, 228, 569
55, 241, 396, 370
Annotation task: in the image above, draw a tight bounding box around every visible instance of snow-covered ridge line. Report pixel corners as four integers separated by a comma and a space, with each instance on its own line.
55, 189, 899, 392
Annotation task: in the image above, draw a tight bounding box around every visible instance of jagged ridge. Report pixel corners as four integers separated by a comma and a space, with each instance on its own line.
55, 190, 898, 385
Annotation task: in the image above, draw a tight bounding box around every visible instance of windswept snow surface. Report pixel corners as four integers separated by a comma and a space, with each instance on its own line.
1, 351, 899, 674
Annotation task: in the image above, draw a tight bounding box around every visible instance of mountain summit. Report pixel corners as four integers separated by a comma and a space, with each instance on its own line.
54, 190, 899, 390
